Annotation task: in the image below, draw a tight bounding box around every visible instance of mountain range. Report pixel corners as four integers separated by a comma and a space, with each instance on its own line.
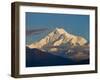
26, 28, 89, 67
28, 28, 87, 50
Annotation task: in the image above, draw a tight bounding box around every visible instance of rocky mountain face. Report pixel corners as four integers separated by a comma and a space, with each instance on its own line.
28, 28, 87, 52
26, 28, 89, 67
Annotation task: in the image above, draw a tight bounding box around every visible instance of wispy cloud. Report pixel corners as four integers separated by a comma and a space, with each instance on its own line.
26, 28, 48, 36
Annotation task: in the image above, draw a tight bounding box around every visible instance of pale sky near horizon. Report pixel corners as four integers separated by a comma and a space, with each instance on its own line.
26, 12, 89, 45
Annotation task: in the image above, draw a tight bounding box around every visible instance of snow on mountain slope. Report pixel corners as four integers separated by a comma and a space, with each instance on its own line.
28, 28, 87, 52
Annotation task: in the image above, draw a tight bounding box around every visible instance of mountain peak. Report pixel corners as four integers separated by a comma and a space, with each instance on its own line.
54, 27, 68, 34
55, 27, 64, 30
28, 28, 87, 50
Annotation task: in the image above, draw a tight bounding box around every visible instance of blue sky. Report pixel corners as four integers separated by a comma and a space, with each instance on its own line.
26, 12, 89, 45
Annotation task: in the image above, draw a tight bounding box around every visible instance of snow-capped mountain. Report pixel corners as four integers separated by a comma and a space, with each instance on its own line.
28, 28, 87, 52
